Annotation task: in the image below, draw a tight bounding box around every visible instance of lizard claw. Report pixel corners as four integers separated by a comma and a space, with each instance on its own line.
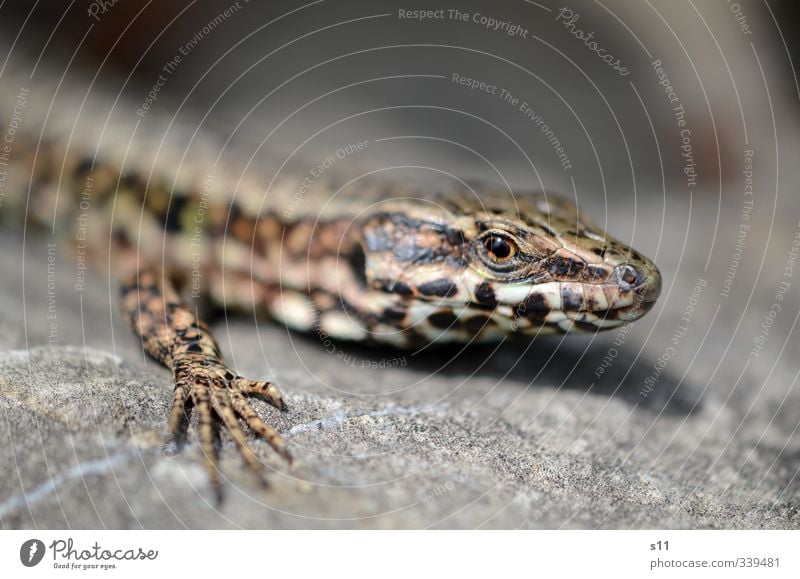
235, 377, 286, 411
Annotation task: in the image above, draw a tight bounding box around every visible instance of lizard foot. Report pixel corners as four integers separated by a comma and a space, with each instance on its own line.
119, 267, 291, 500
168, 352, 291, 500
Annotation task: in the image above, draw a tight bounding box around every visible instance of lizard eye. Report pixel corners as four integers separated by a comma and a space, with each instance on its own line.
483, 234, 517, 262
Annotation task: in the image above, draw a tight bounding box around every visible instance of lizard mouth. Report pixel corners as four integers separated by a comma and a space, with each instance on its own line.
567, 298, 658, 329
503, 297, 658, 333
457, 288, 658, 336
481, 263, 661, 333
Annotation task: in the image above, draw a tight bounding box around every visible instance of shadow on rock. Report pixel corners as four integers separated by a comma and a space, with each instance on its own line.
327, 335, 704, 416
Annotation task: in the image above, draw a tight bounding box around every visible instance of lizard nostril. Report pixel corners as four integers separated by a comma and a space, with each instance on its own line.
615, 264, 643, 290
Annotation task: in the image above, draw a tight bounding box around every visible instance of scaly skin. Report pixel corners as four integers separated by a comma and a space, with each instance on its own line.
2, 75, 661, 497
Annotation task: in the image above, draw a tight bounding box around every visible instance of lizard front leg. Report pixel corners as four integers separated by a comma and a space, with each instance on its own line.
119, 267, 290, 499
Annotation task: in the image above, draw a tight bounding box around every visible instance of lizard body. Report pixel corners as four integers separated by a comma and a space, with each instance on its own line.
1, 61, 661, 497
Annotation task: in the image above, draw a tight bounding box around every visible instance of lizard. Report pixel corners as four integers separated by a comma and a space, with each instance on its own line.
0, 62, 661, 499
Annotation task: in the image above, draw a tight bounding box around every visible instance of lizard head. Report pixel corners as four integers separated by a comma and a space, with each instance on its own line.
359, 189, 661, 343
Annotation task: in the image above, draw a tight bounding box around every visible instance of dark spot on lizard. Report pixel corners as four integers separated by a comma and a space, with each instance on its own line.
521, 293, 550, 311
73, 158, 94, 177
445, 228, 465, 246
474, 281, 497, 306
111, 226, 133, 249
120, 171, 142, 191
464, 315, 495, 334
348, 244, 368, 287
417, 279, 458, 297
516, 303, 547, 322
374, 279, 414, 296
389, 281, 414, 296
165, 195, 189, 233
428, 309, 458, 329
380, 306, 407, 324
530, 220, 556, 237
